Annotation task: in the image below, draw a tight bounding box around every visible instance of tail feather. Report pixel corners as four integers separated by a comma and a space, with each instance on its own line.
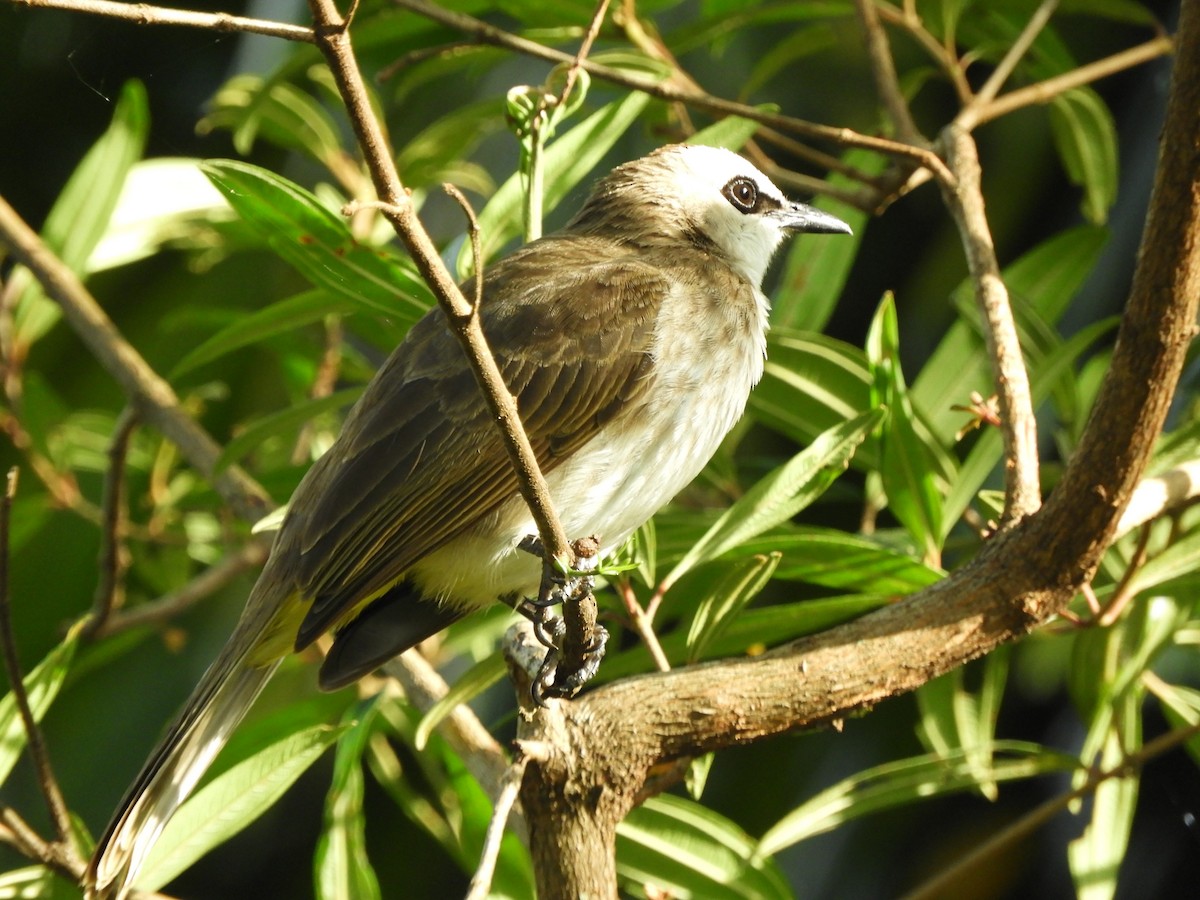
85, 641, 281, 899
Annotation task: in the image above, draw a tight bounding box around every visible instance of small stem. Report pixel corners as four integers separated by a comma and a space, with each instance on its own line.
971, 0, 1059, 109
87, 406, 139, 639
618, 579, 670, 673
1097, 524, 1153, 626
855, 0, 923, 144
0, 470, 81, 864
966, 36, 1174, 129
466, 753, 530, 900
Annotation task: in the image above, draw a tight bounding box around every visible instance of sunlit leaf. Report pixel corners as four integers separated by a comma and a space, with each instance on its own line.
0, 624, 81, 787
137, 723, 347, 892
618, 795, 791, 900
757, 742, 1078, 856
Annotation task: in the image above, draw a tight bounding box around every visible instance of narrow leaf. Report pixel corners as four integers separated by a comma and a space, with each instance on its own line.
315, 702, 383, 900
201, 161, 432, 328
686, 553, 781, 662
136, 723, 347, 892
661, 408, 882, 591
618, 795, 791, 900
0, 624, 81, 786
216, 388, 363, 472
757, 742, 1078, 857
414, 652, 507, 751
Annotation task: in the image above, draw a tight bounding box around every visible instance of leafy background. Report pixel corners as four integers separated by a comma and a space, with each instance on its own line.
0, 0, 1197, 898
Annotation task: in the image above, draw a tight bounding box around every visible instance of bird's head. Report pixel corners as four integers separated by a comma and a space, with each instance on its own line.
569, 144, 852, 285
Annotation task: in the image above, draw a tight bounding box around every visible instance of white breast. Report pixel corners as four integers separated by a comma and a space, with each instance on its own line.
410, 279, 769, 609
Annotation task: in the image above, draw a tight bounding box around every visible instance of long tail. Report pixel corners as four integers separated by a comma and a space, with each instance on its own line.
85, 632, 282, 899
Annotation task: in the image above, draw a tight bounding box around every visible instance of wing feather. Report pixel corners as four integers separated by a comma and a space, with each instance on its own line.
284, 237, 668, 648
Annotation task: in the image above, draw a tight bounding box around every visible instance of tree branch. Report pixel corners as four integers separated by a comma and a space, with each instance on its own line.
393, 0, 955, 186
306, 0, 574, 576
8, 0, 315, 41
939, 126, 1042, 521
0, 195, 274, 525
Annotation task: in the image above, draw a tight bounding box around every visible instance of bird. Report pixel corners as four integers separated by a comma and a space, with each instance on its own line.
84, 143, 851, 898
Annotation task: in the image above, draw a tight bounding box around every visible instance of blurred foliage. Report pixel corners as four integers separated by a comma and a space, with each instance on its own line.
0, 0, 1196, 898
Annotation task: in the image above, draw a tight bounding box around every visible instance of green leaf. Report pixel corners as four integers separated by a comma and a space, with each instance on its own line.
0, 865, 81, 900
201, 161, 432, 328
743, 24, 839, 98
686, 552, 781, 662
1049, 88, 1119, 225
14, 80, 149, 346
731, 528, 943, 593
172, 290, 361, 378
137, 723, 346, 892
316, 702, 383, 900
459, 90, 654, 275
915, 649, 1009, 800
618, 795, 791, 900
0, 624, 81, 787
686, 109, 772, 151
772, 149, 884, 333
750, 330, 876, 469
200, 74, 345, 167
216, 387, 364, 472
757, 742, 1079, 857
414, 652, 507, 751
867, 295, 945, 559
661, 408, 882, 592
1068, 690, 1140, 900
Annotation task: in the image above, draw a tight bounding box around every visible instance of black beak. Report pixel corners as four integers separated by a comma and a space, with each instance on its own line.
779, 201, 853, 235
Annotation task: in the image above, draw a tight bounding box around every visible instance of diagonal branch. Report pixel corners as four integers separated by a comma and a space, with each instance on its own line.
306, 0, 573, 576
0, 195, 274, 525
939, 126, 1042, 522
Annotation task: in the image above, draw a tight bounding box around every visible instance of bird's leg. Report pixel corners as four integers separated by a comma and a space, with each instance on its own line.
514, 534, 609, 703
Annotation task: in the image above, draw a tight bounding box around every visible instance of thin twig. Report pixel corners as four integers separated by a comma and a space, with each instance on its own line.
393, 0, 956, 187
86, 406, 139, 639
970, 0, 1059, 111
8, 0, 315, 41
1097, 524, 1153, 627
88, 537, 271, 640
854, 0, 923, 144
938, 126, 1041, 521
307, 0, 575, 576
0, 470, 81, 865
0, 194, 274, 525
442, 185, 485, 312
875, 1, 973, 104
466, 752, 532, 900
617, 580, 670, 673
965, 36, 1174, 129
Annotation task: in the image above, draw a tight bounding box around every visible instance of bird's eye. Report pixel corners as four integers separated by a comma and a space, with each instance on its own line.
723, 177, 759, 213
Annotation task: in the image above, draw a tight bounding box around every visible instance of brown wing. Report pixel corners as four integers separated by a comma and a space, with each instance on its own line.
284, 235, 668, 648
